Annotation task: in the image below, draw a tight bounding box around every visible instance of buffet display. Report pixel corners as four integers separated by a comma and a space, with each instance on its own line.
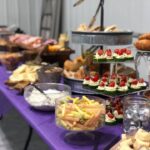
0, 2, 150, 149
94, 48, 134, 62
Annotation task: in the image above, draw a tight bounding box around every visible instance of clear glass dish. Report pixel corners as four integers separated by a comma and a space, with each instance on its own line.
24, 83, 71, 111
55, 95, 105, 131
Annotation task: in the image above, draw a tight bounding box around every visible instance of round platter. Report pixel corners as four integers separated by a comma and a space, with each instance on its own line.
72, 31, 133, 45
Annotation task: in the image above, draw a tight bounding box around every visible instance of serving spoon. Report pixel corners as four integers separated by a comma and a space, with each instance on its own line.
30, 83, 51, 102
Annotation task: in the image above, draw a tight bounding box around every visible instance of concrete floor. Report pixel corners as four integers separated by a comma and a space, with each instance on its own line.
0, 109, 49, 150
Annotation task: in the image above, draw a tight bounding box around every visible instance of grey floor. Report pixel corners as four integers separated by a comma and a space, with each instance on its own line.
0, 109, 49, 150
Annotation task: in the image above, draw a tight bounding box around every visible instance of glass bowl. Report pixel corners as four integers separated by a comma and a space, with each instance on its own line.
24, 83, 71, 111
55, 95, 105, 131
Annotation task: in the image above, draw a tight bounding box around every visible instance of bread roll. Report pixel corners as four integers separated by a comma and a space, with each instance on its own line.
134, 39, 150, 51
139, 33, 150, 40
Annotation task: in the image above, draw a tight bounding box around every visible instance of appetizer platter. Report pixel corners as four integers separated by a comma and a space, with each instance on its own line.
82, 73, 148, 97
93, 48, 134, 63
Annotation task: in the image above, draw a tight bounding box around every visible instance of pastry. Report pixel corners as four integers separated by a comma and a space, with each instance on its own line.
89, 74, 100, 88
83, 76, 90, 85
105, 112, 117, 125
139, 33, 150, 40
94, 49, 106, 61
76, 24, 88, 31
113, 49, 125, 60
138, 78, 147, 88
105, 81, 117, 93
104, 25, 118, 32
113, 109, 123, 123
134, 39, 150, 51
74, 66, 86, 79
130, 80, 141, 90
118, 81, 128, 92
105, 49, 113, 60
97, 81, 105, 91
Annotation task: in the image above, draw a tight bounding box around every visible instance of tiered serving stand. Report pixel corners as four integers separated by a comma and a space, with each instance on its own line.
64, 0, 148, 98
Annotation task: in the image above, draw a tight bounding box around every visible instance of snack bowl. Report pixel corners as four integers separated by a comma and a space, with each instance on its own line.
55, 95, 105, 145
24, 83, 71, 111
55, 95, 105, 131
37, 66, 63, 83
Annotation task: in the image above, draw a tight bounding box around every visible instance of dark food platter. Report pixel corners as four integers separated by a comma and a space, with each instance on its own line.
93, 58, 134, 64
72, 31, 133, 45
83, 85, 148, 98
63, 77, 148, 98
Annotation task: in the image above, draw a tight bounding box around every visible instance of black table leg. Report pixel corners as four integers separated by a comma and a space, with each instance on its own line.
0, 115, 3, 120
23, 126, 33, 150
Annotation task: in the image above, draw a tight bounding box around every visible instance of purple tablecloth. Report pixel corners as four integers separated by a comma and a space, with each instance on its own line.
0, 66, 122, 150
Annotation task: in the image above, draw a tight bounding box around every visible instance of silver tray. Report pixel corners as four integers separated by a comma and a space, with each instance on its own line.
72, 31, 133, 45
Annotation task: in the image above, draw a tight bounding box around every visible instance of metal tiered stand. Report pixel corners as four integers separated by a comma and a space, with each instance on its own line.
64, 0, 148, 98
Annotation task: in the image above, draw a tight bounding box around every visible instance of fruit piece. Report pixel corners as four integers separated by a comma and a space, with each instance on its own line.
99, 82, 105, 87
126, 49, 131, 55
139, 78, 144, 83
107, 112, 114, 119
85, 76, 90, 80
115, 105, 121, 111
102, 78, 107, 82
118, 50, 123, 55
120, 78, 127, 83
120, 81, 126, 87
131, 80, 138, 85
121, 75, 127, 80
118, 109, 123, 115
111, 74, 116, 79
91, 75, 99, 82
106, 49, 112, 56
109, 81, 115, 87
114, 49, 119, 53
98, 49, 104, 56
122, 48, 127, 53
103, 72, 109, 78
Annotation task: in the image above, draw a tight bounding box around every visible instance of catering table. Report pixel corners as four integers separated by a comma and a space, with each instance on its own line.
0, 66, 123, 150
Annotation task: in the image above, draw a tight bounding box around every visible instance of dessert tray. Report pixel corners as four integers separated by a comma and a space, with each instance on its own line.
83, 85, 148, 98
93, 59, 134, 63
72, 31, 133, 45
